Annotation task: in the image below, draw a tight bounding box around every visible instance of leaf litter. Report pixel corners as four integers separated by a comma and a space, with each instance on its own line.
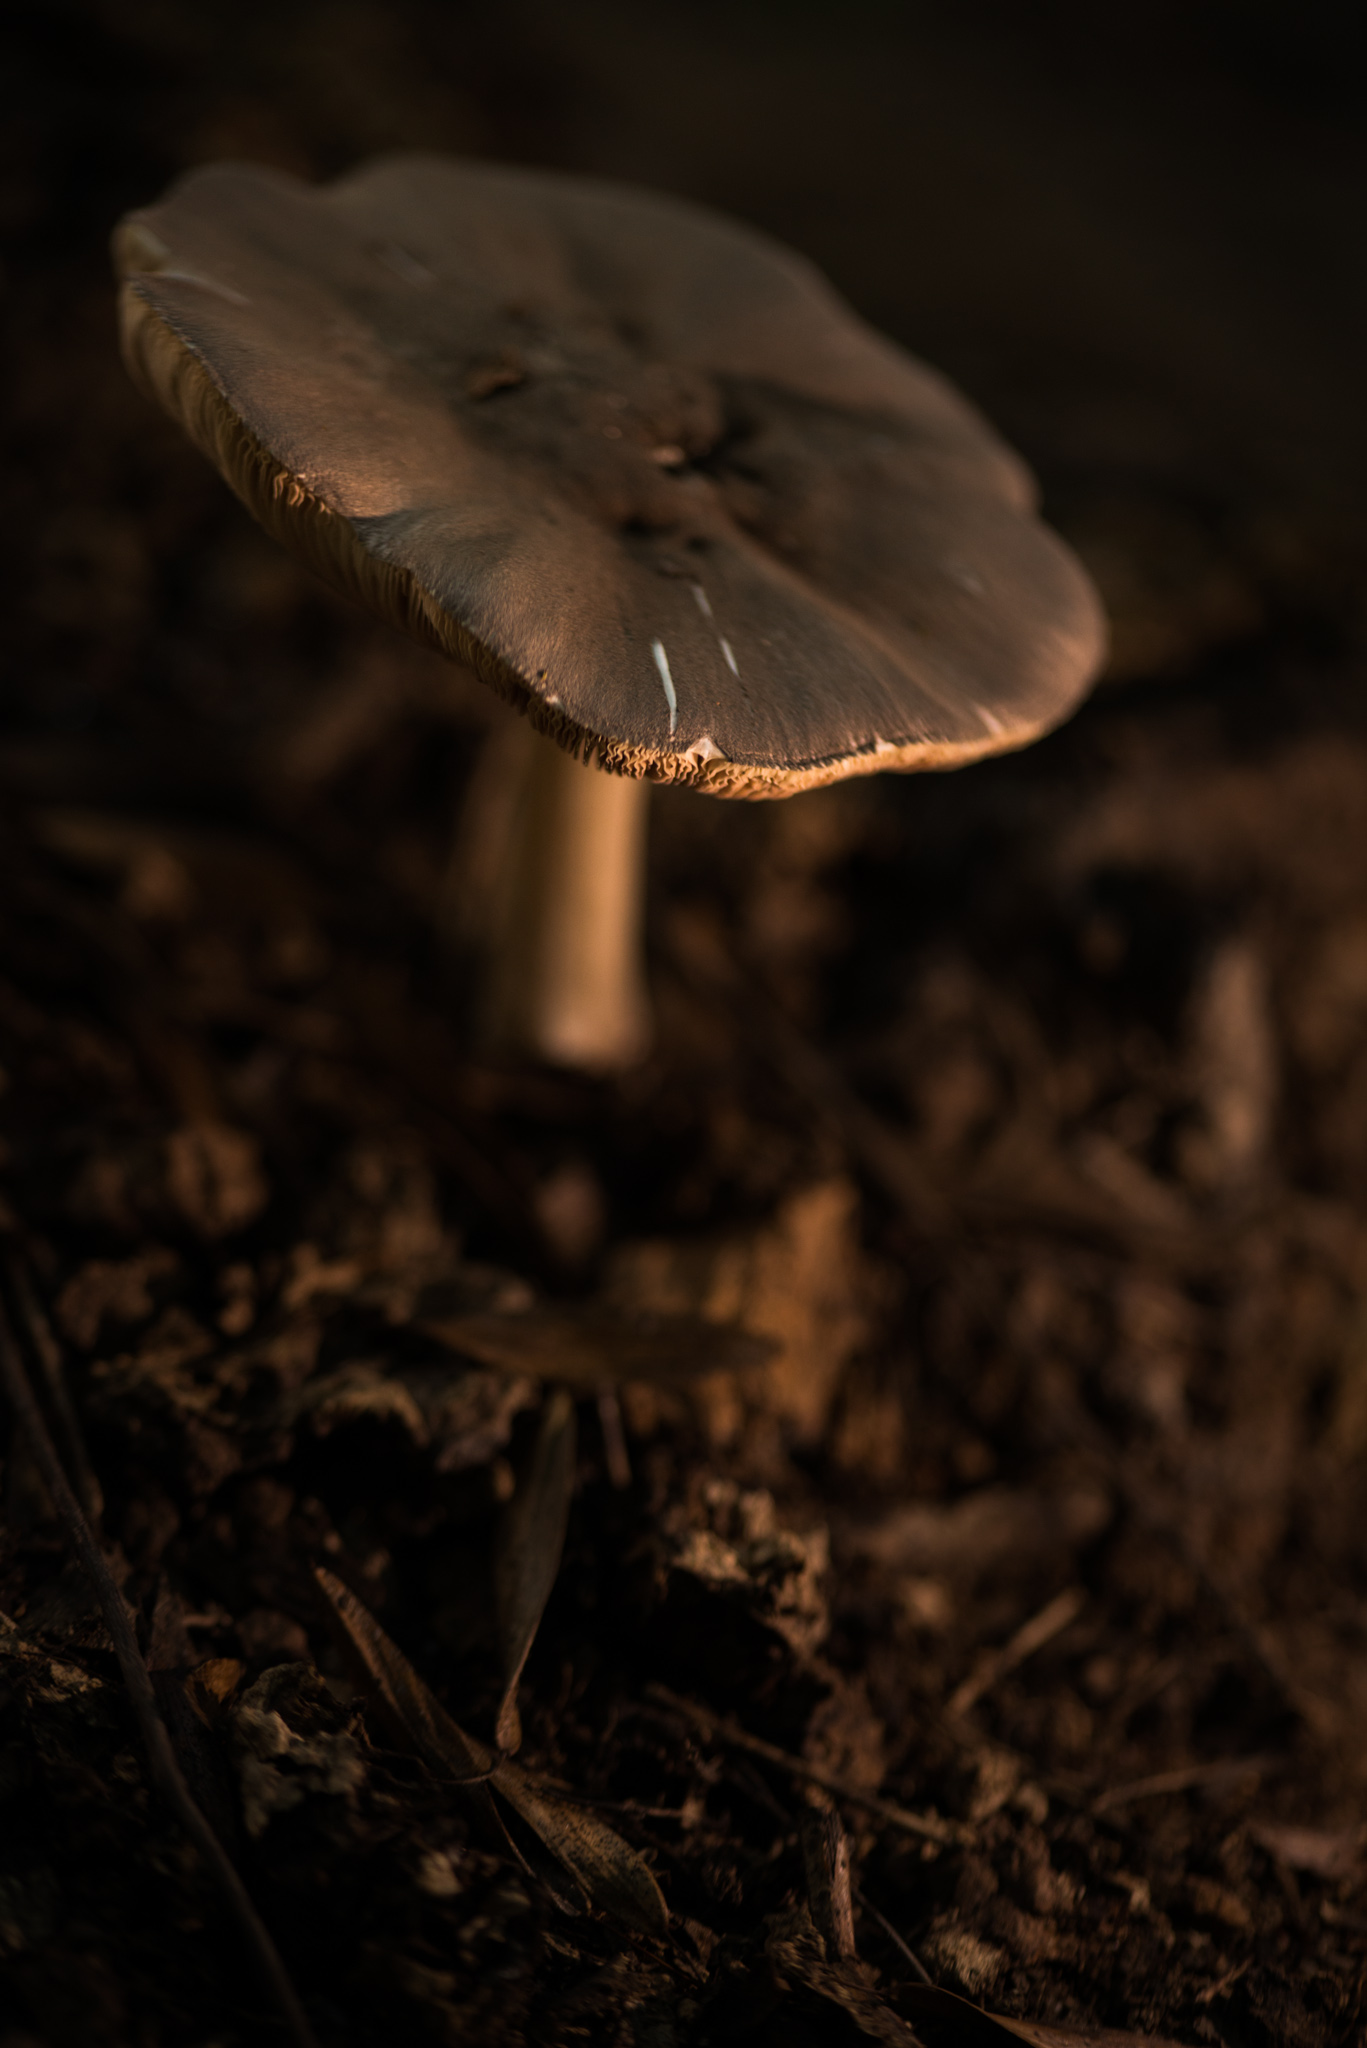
494, 1388, 577, 1752
313, 1563, 668, 1935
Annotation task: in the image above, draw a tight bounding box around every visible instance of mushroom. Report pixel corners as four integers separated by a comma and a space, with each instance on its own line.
113, 156, 1104, 1069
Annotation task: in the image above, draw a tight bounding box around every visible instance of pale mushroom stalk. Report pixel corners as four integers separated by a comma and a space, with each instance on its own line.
114, 157, 1106, 1074
478, 722, 650, 1069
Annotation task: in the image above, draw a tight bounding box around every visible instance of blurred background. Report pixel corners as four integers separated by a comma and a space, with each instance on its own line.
5, 0, 1367, 780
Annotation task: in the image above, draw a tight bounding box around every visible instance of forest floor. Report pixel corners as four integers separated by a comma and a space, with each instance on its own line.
3, 3, 1367, 2044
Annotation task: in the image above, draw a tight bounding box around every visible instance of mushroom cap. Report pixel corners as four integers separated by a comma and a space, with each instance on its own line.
114, 156, 1105, 797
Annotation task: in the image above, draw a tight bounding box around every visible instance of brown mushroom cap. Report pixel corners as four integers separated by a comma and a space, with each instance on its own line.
115, 156, 1105, 796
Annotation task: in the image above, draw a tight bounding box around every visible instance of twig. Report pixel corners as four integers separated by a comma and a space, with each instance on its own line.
853, 1884, 934, 1985
3, 1248, 104, 1526
643, 1685, 967, 1846
947, 1585, 1086, 1717
1196, 1958, 1250, 2006
596, 1387, 632, 1490
1092, 1754, 1275, 1813
0, 1298, 318, 2048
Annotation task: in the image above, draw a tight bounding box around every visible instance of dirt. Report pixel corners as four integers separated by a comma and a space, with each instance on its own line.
2, 3, 1367, 2044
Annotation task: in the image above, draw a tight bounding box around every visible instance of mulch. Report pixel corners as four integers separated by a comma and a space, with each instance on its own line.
2, 4, 1366, 2043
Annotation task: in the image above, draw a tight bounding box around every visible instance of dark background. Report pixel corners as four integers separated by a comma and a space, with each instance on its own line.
5, 0, 1367, 770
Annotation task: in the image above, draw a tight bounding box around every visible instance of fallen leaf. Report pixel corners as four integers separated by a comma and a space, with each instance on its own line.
313, 1566, 488, 1782
423, 1303, 775, 1389
312, 1566, 667, 1934
490, 1763, 669, 1937
494, 1388, 576, 1751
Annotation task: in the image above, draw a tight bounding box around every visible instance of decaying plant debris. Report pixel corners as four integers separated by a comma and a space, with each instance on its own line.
4, 3, 1367, 2044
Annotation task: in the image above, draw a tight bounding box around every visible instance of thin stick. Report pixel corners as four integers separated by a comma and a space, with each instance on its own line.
853, 1884, 934, 1985
947, 1585, 1085, 1717
1092, 1754, 1275, 1814
4, 1249, 104, 1526
644, 1685, 967, 1846
596, 1388, 632, 1490
1196, 1958, 1250, 2006
0, 1298, 318, 2048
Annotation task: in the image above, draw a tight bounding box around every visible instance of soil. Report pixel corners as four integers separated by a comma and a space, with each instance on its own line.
3, 4, 1367, 2044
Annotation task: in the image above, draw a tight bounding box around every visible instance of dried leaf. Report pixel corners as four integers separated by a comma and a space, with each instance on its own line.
313, 1566, 489, 1782
898, 1985, 1190, 2048
490, 1765, 669, 1938
494, 1388, 576, 1751
313, 1566, 584, 1914
311, 1566, 668, 1933
421, 1303, 776, 1390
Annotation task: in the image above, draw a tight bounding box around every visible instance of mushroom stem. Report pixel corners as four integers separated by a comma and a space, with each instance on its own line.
477, 721, 651, 1070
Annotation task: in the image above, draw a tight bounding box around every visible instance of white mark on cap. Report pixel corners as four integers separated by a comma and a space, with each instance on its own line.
688, 733, 725, 763
158, 269, 250, 306
686, 581, 739, 679
979, 706, 1004, 735
651, 638, 678, 735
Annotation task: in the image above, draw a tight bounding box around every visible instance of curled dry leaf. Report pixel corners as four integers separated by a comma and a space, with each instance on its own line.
422, 1301, 777, 1389
312, 1566, 667, 1936
494, 1387, 577, 1752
